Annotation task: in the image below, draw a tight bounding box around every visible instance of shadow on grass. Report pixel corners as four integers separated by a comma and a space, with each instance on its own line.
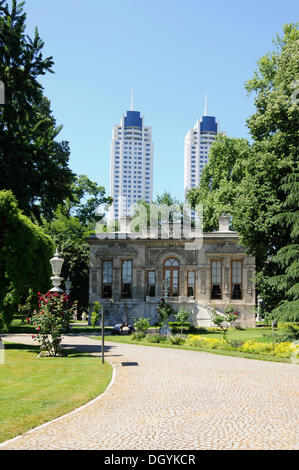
3, 342, 39, 352
62, 343, 117, 355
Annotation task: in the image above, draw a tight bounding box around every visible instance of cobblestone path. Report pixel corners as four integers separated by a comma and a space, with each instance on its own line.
1, 334, 299, 450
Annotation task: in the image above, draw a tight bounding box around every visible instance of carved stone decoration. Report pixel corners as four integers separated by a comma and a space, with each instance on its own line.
206, 242, 246, 254
180, 271, 185, 292
113, 267, 120, 294
224, 267, 229, 294
155, 248, 188, 266
247, 270, 253, 294
96, 244, 138, 257
201, 269, 206, 294
185, 250, 196, 265
136, 270, 142, 293
148, 249, 162, 261
91, 270, 97, 294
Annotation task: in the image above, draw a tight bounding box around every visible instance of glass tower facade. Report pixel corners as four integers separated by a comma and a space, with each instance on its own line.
109, 108, 153, 223
184, 113, 221, 196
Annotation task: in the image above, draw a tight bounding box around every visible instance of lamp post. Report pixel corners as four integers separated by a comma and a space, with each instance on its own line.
101, 306, 105, 365
163, 277, 170, 301
49, 249, 64, 292
65, 276, 72, 296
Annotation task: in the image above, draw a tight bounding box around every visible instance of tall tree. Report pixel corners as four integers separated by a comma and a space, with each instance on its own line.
266, 170, 299, 320
186, 135, 251, 231
43, 175, 112, 310
233, 23, 299, 269
0, 0, 74, 221
186, 24, 299, 314
0, 190, 54, 331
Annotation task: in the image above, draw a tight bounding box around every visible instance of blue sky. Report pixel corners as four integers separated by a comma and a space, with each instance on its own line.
23, 0, 297, 202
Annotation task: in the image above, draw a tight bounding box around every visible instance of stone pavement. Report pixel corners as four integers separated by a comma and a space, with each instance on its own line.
1, 333, 299, 450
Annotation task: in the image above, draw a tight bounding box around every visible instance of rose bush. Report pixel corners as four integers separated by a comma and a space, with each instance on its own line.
31, 291, 72, 356
211, 304, 239, 340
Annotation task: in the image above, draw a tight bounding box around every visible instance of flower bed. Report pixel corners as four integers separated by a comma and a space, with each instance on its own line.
185, 335, 299, 359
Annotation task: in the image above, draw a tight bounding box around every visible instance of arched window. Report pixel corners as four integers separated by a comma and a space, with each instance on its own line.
163, 257, 179, 297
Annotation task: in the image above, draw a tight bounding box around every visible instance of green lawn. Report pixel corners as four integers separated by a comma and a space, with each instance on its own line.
95, 327, 294, 364
0, 342, 112, 444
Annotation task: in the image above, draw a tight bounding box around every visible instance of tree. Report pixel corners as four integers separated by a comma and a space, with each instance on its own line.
43, 175, 112, 310
0, 190, 54, 331
211, 305, 239, 341
186, 135, 252, 231
131, 191, 182, 230
69, 175, 112, 228
232, 23, 299, 311
0, 0, 74, 222
186, 24, 299, 314
175, 308, 190, 335
266, 170, 299, 320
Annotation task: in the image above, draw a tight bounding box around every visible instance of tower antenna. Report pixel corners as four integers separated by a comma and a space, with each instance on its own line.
204, 93, 207, 116
130, 88, 134, 111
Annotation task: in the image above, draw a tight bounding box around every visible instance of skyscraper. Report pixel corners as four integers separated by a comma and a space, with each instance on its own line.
108, 91, 153, 223
184, 96, 221, 196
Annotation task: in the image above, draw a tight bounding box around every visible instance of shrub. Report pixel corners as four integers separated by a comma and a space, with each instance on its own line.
280, 324, 299, 342
31, 291, 72, 356
131, 331, 146, 341
145, 333, 167, 343
167, 335, 185, 345
240, 340, 299, 358
211, 304, 239, 341
175, 308, 191, 334
91, 301, 102, 328
186, 335, 226, 350
134, 317, 150, 334
168, 321, 191, 334
156, 298, 175, 323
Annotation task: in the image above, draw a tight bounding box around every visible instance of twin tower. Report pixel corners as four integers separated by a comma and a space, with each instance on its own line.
109, 94, 221, 222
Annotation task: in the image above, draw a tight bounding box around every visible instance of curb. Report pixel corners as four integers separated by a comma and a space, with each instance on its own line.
0, 362, 116, 449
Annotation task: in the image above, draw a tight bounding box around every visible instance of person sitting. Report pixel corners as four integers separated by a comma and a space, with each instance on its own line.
127, 323, 135, 335
112, 322, 124, 335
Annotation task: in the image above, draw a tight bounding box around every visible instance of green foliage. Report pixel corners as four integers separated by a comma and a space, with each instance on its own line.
133, 317, 150, 334
279, 324, 299, 342
131, 331, 146, 341
167, 335, 185, 345
211, 305, 239, 340
43, 175, 112, 310
91, 301, 102, 328
32, 291, 72, 356
0, 190, 54, 331
175, 308, 191, 334
69, 175, 112, 227
186, 135, 252, 232
156, 298, 175, 323
0, 1, 74, 221
186, 334, 299, 358
186, 24, 299, 315
131, 191, 182, 231
145, 333, 167, 343
266, 171, 299, 320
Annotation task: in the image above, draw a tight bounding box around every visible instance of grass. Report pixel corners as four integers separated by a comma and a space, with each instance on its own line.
0, 342, 112, 444
94, 327, 294, 364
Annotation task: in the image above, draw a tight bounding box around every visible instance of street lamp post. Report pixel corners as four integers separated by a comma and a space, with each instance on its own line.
49, 249, 64, 292
65, 276, 72, 296
163, 277, 170, 301
101, 306, 105, 365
